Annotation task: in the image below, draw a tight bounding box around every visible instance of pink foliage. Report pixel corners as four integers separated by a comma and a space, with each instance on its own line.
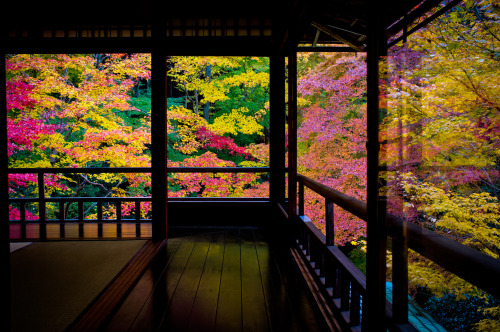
9, 206, 38, 221
297, 53, 368, 245
196, 126, 254, 160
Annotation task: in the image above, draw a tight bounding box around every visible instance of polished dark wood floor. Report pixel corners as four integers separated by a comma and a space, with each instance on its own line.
102, 227, 329, 332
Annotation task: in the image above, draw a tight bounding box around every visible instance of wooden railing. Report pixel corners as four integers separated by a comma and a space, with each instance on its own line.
294, 174, 500, 332
8, 167, 152, 240
8, 167, 270, 240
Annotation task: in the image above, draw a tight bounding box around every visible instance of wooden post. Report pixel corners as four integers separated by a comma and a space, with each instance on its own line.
1, 49, 12, 332
364, 1, 388, 330
151, 27, 168, 241
287, 51, 298, 219
269, 53, 286, 206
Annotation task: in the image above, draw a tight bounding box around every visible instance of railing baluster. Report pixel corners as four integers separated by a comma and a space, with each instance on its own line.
135, 200, 141, 237
78, 201, 84, 221
350, 286, 361, 326
299, 181, 304, 216
20, 201, 26, 239
135, 200, 141, 222
340, 271, 350, 312
116, 201, 122, 237
97, 201, 103, 238
325, 199, 334, 246
59, 201, 65, 221
20, 201, 26, 222
392, 219, 409, 324
97, 201, 103, 221
38, 172, 46, 240
78, 201, 84, 237
116, 201, 122, 222
334, 266, 342, 299
59, 201, 65, 238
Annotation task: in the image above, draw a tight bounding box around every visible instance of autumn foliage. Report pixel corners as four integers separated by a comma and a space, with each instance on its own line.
6, 2, 500, 327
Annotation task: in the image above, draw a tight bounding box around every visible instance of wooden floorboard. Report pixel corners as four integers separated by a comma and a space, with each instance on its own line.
241, 230, 270, 332
102, 238, 182, 332
187, 232, 226, 332
102, 228, 330, 332
130, 239, 196, 332
215, 230, 242, 332
68, 239, 166, 332
161, 238, 212, 331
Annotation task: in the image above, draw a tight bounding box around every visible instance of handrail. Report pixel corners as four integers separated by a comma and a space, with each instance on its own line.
7, 167, 151, 174
296, 173, 500, 299
169, 167, 270, 173
7, 166, 270, 174
297, 174, 367, 220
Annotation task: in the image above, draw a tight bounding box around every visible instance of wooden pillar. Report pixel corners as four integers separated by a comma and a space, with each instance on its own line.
269, 53, 286, 206
1, 50, 12, 331
287, 51, 298, 219
364, 1, 388, 330
151, 23, 168, 241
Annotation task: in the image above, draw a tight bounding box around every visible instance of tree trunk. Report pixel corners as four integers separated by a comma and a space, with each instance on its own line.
203, 65, 212, 120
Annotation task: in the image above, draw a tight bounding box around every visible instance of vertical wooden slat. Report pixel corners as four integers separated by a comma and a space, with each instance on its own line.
97, 201, 103, 238
305, 232, 311, 257
20, 202, 26, 222
135, 200, 141, 221
59, 201, 65, 222
38, 172, 46, 240
325, 199, 334, 246
135, 200, 141, 237
20, 202, 26, 239
97, 201, 103, 221
78, 201, 84, 221
59, 201, 65, 238
350, 287, 361, 326
116, 201, 122, 222
116, 201, 122, 238
334, 267, 342, 298
340, 271, 350, 312
78, 201, 84, 237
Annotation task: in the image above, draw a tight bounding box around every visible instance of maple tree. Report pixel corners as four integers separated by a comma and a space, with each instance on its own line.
381, 1, 500, 329
166, 56, 271, 198
7, 53, 152, 220
297, 51, 368, 245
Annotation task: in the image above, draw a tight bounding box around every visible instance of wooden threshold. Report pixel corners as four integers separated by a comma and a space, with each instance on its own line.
67, 239, 167, 332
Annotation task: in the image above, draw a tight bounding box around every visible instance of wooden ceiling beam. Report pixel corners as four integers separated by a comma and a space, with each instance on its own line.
311, 21, 366, 52
386, 0, 451, 38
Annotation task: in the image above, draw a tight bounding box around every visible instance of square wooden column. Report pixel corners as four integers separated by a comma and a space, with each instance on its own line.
269, 53, 286, 206
287, 52, 298, 219
1, 50, 12, 332
364, 2, 388, 330
151, 50, 168, 241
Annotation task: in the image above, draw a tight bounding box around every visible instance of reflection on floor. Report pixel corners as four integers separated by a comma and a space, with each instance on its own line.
103, 227, 329, 332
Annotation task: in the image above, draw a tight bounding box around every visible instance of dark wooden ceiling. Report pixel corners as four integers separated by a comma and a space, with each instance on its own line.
1, 0, 441, 54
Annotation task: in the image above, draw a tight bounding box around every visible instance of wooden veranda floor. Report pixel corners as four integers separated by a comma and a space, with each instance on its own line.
101, 227, 330, 332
